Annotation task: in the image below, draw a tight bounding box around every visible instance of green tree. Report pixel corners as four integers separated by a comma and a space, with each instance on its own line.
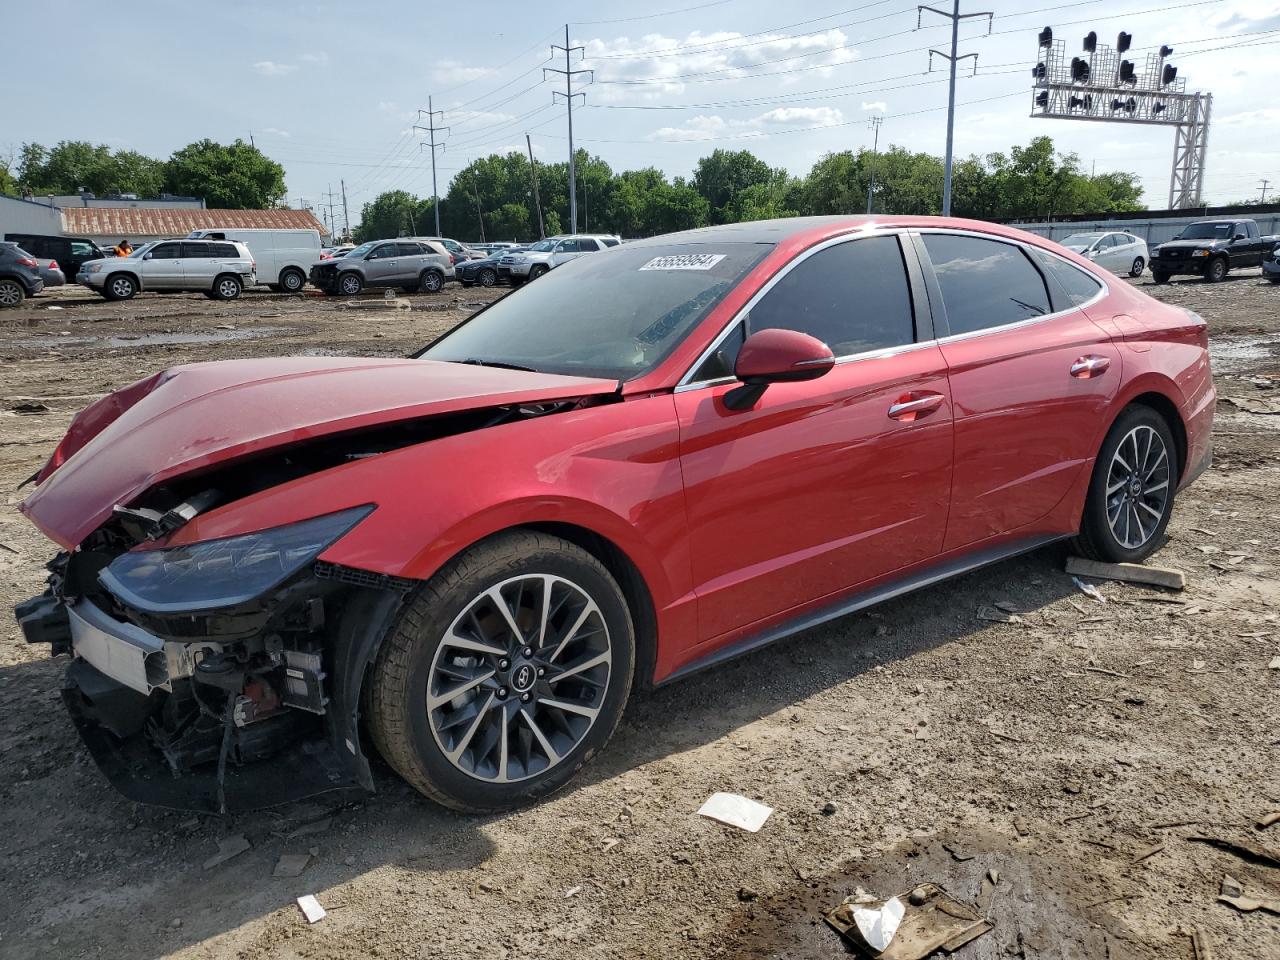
163, 139, 286, 208
353, 190, 430, 242
14, 140, 165, 196
693, 149, 773, 223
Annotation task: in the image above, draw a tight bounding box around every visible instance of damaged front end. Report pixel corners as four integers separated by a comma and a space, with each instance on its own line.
16, 501, 410, 813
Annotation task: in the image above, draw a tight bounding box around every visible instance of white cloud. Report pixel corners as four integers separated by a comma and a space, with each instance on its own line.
252, 61, 298, 77
584, 28, 856, 101
433, 60, 498, 84
862, 101, 887, 113
651, 105, 843, 142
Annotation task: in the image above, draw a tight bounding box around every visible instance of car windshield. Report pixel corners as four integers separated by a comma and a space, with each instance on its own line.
421, 242, 772, 379
128, 242, 157, 258
1062, 233, 1104, 246
526, 239, 557, 253
1177, 222, 1233, 240
346, 241, 378, 259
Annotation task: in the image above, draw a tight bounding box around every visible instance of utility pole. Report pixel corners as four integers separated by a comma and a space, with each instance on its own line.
414, 96, 448, 237
545, 25, 593, 234
526, 133, 546, 239
469, 178, 485, 242
866, 116, 884, 214
918, 2, 992, 215
1260, 179, 1272, 203
322, 184, 341, 240
340, 179, 350, 240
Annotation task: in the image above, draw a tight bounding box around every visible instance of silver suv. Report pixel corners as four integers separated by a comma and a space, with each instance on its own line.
310, 239, 454, 296
497, 234, 620, 283
79, 239, 256, 301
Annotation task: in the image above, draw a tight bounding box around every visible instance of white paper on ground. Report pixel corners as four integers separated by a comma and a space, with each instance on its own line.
852, 896, 905, 952
297, 894, 327, 924
696, 792, 773, 832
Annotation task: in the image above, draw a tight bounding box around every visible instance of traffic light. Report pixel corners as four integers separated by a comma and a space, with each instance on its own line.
1069, 95, 1093, 111
1071, 57, 1090, 83
1038, 27, 1053, 47
1159, 45, 1173, 57
1162, 63, 1178, 85
1083, 31, 1097, 53
1117, 32, 1132, 54
1153, 102, 1166, 114
1111, 97, 1136, 113
1119, 60, 1136, 84
1036, 91, 1049, 107
1032, 62, 1047, 80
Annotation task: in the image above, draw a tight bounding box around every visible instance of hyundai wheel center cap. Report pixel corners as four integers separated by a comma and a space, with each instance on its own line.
511, 663, 536, 694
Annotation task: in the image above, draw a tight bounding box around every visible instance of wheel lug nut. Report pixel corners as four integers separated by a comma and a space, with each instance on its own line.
498, 688, 508, 699
499, 659, 510, 669
522, 647, 533, 657
521, 693, 531, 702
537, 667, 545, 677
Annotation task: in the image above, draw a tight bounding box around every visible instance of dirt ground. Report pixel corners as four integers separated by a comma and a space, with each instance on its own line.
0, 272, 1278, 960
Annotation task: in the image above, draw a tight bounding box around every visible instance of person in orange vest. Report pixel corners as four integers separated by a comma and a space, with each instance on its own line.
114, 239, 133, 257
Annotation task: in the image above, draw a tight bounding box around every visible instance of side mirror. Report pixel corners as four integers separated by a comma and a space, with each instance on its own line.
1232, 233, 1246, 242
724, 328, 835, 411
142, 252, 153, 260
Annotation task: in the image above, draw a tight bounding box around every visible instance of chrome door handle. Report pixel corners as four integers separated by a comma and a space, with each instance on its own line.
1070, 355, 1111, 378
887, 393, 945, 422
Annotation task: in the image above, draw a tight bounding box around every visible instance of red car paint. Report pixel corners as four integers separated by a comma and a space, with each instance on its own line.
20, 216, 1214, 684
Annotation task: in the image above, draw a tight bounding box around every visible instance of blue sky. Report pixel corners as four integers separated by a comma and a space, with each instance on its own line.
5, 0, 1278, 224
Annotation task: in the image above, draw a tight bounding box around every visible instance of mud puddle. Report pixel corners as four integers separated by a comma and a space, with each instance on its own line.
12, 326, 290, 349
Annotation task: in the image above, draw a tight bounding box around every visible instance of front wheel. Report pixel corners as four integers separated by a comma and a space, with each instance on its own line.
1074, 405, 1177, 564
104, 273, 138, 301
367, 531, 635, 812
0, 279, 24, 308
338, 272, 363, 296
1129, 257, 1145, 278
1152, 270, 1170, 285
1205, 257, 1228, 283
528, 264, 548, 281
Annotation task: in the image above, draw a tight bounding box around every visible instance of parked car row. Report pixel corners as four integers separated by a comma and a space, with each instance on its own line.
1054, 218, 1280, 284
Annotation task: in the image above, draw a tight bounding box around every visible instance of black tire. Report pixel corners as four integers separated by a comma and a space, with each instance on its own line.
279, 267, 306, 293
419, 269, 444, 293
478, 267, 498, 288
1268, 275, 1280, 284
1204, 257, 1228, 283
337, 272, 363, 296
367, 530, 635, 813
528, 264, 548, 281
103, 273, 137, 301
1129, 257, 1145, 278
460, 280, 475, 287
212, 274, 243, 301
1152, 270, 1170, 285
0, 278, 24, 308
1074, 405, 1178, 564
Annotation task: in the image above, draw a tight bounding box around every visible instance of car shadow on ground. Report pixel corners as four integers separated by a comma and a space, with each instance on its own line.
0, 543, 1081, 958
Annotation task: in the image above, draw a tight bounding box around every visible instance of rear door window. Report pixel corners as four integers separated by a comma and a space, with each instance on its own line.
181, 242, 212, 259
921, 234, 1051, 336
745, 235, 917, 358
1029, 248, 1105, 310
396, 243, 424, 257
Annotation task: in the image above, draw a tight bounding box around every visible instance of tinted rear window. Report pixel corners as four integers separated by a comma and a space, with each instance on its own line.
1029, 248, 1104, 309
922, 234, 1051, 336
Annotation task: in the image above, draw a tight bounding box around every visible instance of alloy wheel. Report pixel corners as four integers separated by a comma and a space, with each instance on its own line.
427, 574, 612, 783
1105, 424, 1171, 549
479, 268, 497, 287
110, 277, 134, 298
0, 280, 21, 306
218, 278, 240, 299
340, 274, 361, 295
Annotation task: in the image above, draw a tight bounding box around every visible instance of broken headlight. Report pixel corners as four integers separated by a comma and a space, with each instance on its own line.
98, 506, 373, 614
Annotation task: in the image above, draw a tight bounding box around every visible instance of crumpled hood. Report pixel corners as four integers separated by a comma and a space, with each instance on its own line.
20, 356, 618, 549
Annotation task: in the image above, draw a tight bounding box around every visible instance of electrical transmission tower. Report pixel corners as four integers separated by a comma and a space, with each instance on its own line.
918, 2, 993, 216
1031, 28, 1213, 208
414, 96, 449, 237
545, 25, 593, 234
322, 185, 340, 241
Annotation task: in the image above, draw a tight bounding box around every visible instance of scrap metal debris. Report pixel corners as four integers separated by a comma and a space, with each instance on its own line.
825, 883, 992, 959
1065, 556, 1186, 591
697, 792, 773, 833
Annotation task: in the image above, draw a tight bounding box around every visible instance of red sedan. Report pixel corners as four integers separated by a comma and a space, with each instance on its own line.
15, 216, 1214, 813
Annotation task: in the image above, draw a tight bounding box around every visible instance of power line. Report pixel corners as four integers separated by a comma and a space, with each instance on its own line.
572, 0, 736, 25
414, 97, 449, 236
545, 25, 593, 233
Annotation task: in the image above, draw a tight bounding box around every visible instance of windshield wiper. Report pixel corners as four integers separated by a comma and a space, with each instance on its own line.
457, 357, 539, 372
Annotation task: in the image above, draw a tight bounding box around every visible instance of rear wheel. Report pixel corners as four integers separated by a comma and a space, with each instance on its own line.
1205, 257, 1228, 283
419, 269, 444, 293
104, 273, 137, 301
1074, 405, 1177, 564
212, 274, 243, 301
1151, 270, 1170, 284
1129, 256, 1145, 277
279, 267, 305, 293
367, 531, 635, 812
0, 279, 24, 308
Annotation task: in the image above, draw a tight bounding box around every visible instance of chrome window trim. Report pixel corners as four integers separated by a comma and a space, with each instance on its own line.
675, 225, 909, 391
674, 226, 1112, 394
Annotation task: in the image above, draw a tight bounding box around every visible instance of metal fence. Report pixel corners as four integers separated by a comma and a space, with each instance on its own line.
1006, 211, 1280, 245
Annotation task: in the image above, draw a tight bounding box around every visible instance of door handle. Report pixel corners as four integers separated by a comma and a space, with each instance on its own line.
887, 392, 945, 422
1070, 355, 1111, 378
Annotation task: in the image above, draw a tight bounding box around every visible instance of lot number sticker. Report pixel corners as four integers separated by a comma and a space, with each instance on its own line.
639, 254, 726, 271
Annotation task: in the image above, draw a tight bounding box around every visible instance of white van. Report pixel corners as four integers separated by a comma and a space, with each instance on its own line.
185, 228, 323, 293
